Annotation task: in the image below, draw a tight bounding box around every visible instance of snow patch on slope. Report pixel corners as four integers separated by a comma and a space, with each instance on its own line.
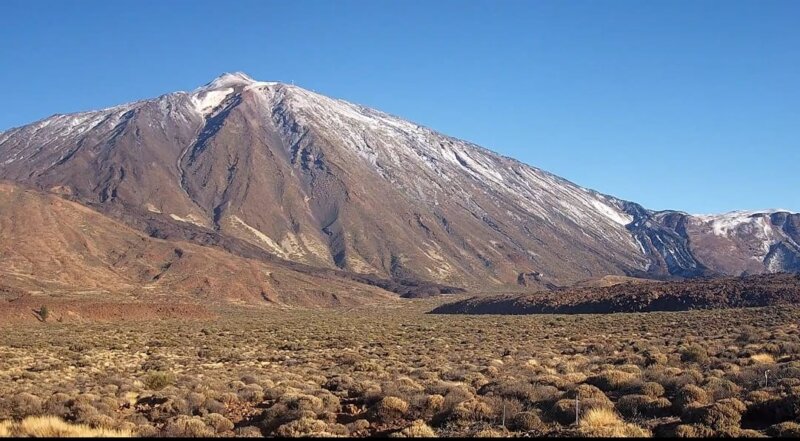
692, 210, 793, 235
190, 88, 234, 117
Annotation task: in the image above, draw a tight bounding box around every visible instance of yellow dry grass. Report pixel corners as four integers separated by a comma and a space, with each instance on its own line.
0, 416, 131, 438
578, 408, 651, 437
750, 353, 775, 364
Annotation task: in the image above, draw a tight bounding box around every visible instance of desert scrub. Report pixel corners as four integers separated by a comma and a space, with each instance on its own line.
768, 421, 800, 437
586, 369, 638, 391
509, 410, 545, 432
550, 384, 612, 424
372, 396, 410, 422
673, 384, 710, 411
275, 417, 331, 437
143, 371, 175, 391
390, 419, 437, 437
616, 394, 671, 418
681, 344, 710, 364
0, 416, 131, 437
6, 392, 43, 420
162, 415, 215, 437
237, 383, 264, 404
576, 408, 651, 437
2, 302, 800, 438
682, 398, 746, 433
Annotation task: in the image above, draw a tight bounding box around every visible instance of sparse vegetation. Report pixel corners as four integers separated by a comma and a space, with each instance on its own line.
0, 300, 799, 437
37, 305, 49, 322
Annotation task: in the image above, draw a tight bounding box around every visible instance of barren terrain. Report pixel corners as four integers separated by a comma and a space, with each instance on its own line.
432, 273, 800, 315
1, 299, 800, 437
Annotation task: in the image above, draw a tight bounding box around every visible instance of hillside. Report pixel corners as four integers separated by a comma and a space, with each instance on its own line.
430, 273, 800, 314
0, 182, 400, 310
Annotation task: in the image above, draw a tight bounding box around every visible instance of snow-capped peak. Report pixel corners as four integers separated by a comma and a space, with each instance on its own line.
691, 209, 795, 237
692, 209, 794, 221
197, 72, 259, 91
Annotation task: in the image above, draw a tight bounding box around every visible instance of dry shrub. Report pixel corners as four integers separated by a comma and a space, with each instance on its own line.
550, 383, 613, 425
311, 390, 341, 414
768, 421, 800, 437
135, 423, 158, 437
703, 378, 741, 401
636, 382, 665, 398
347, 419, 371, 437
644, 366, 700, 393
237, 383, 264, 404
234, 426, 263, 437
535, 374, 570, 389
750, 353, 775, 364
743, 394, 800, 426
279, 393, 324, 415
149, 397, 190, 421
616, 394, 671, 418
43, 393, 71, 418
84, 414, 116, 430
275, 417, 331, 437
447, 398, 494, 423
3, 416, 131, 437
674, 423, 716, 437
204, 413, 234, 433
586, 370, 638, 391
472, 427, 508, 437
373, 396, 409, 422
8, 393, 43, 420
563, 372, 587, 384
323, 375, 354, 393
0, 421, 11, 437
510, 410, 545, 432
673, 384, 710, 411
746, 390, 772, 404
143, 371, 175, 391
680, 345, 709, 365
577, 408, 651, 437
424, 394, 445, 414
682, 398, 745, 432
390, 419, 437, 437
427, 382, 474, 405
162, 415, 215, 437
202, 398, 226, 415
186, 392, 206, 413
643, 350, 668, 366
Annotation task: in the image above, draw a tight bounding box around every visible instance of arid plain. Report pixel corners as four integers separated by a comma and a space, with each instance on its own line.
2, 297, 800, 437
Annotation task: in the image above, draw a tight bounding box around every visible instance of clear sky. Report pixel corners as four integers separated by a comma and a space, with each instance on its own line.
2, 0, 798, 214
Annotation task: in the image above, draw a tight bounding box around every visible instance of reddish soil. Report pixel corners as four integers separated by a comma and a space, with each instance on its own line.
0, 296, 215, 324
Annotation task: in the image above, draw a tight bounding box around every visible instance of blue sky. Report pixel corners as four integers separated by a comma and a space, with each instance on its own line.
2, 0, 798, 213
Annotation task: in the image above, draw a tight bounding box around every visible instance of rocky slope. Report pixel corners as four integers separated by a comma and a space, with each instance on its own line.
430, 273, 800, 314
0, 72, 797, 293
0, 182, 399, 307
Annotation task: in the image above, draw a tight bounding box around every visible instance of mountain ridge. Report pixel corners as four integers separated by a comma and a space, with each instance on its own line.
1, 72, 798, 296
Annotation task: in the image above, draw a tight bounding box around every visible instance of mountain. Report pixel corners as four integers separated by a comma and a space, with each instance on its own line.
0, 182, 397, 307
1, 72, 798, 295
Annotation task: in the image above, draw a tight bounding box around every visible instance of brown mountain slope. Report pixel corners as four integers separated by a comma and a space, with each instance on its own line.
0, 73, 653, 288
430, 273, 800, 314
0, 73, 797, 290
0, 182, 397, 307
